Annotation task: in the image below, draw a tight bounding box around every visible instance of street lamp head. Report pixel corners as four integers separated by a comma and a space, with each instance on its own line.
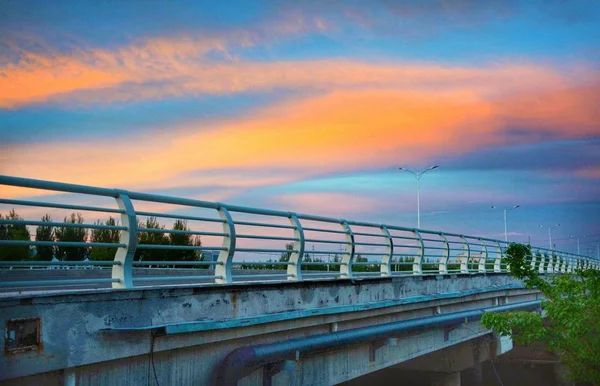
491, 205, 496, 209
513, 205, 520, 209
429, 165, 439, 170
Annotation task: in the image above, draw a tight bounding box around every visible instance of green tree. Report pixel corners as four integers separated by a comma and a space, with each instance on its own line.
134, 217, 169, 261
35, 214, 55, 261
353, 253, 378, 272
89, 217, 120, 261
0, 209, 31, 261
277, 242, 294, 270
481, 243, 600, 384
54, 213, 88, 261
167, 219, 203, 263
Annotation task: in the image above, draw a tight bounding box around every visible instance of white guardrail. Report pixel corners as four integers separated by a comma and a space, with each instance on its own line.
0, 175, 597, 291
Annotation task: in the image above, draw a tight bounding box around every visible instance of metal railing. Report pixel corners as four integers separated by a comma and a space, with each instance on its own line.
0, 175, 598, 292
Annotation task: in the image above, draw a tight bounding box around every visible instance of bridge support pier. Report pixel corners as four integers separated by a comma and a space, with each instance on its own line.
432, 372, 461, 386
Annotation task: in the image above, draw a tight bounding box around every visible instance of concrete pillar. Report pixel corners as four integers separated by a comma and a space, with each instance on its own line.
462, 341, 483, 385
432, 372, 461, 386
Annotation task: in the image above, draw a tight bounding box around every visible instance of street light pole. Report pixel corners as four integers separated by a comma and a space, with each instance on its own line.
399, 165, 439, 229
539, 224, 560, 250
569, 235, 581, 255
491, 205, 520, 242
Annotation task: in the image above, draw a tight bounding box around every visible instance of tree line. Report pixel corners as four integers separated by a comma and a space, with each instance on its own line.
238, 242, 426, 272
0, 209, 203, 262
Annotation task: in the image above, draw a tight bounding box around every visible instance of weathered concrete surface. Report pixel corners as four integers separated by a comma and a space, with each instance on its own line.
0, 273, 539, 385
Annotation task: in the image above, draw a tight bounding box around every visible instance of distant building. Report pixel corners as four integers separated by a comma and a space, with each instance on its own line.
203, 250, 219, 262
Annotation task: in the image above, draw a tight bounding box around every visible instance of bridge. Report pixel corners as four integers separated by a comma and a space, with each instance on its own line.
0, 175, 598, 385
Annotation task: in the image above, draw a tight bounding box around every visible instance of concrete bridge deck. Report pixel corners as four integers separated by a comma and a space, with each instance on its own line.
1, 273, 540, 385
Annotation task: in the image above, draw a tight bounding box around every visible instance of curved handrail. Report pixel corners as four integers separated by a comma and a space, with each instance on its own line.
0, 174, 598, 292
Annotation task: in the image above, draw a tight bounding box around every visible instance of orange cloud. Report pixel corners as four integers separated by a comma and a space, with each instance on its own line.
2, 25, 593, 108
2, 79, 598, 200
0, 14, 337, 108
576, 167, 600, 179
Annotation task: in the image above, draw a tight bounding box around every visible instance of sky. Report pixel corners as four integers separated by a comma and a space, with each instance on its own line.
1, 0, 599, 255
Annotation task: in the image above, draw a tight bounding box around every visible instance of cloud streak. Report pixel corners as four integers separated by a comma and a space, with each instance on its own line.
1, 23, 596, 109
2, 76, 598, 198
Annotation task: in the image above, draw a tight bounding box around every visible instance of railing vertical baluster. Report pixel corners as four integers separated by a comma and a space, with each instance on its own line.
530, 248, 537, 270
413, 230, 424, 275
380, 225, 393, 277
459, 236, 470, 274
571, 254, 576, 272
111, 192, 137, 289
215, 207, 235, 284
478, 238, 487, 273
494, 241, 502, 273
568, 255, 574, 272
547, 252, 554, 273
439, 233, 450, 274
288, 214, 304, 281
340, 221, 355, 279
539, 252, 546, 274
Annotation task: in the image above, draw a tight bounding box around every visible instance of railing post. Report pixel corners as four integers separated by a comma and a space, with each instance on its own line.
215, 207, 235, 284
288, 214, 305, 281
112, 192, 137, 289
459, 236, 470, 274
494, 241, 502, 273
478, 238, 487, 273
560, 253, 567, 273
530, 249, 537, 270
340, 221, 355, 279
438, 233, 450, 275
413, 230, 424, 275
380, 225, 393, 277
547, 252, 554, 273
539, 252, 546, 274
